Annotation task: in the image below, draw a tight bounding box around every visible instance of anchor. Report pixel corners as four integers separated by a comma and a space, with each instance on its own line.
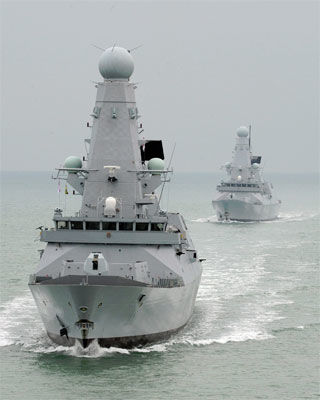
56, 314, 69, 340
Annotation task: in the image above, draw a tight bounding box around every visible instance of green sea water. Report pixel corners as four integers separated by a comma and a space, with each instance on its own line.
0, 172, 319, 400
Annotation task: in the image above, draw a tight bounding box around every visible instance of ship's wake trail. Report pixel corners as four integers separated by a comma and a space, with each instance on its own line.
191, 212, 318, 224
0, 241, 295, 357
0, 272, 289, 358
0, 291, 44, 348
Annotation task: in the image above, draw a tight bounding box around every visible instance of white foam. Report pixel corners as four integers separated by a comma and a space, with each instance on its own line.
191, 212, 318, 225
0, 250, 291, 358
167, 329, 274, 348
214, 330, 274, 344
263, 212, 318, 223
68, 342, 131, 357
192, 215, 217, 223
0, 291, 44, 348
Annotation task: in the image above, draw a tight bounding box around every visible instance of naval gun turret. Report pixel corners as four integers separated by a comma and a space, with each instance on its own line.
29, 46, 203, 348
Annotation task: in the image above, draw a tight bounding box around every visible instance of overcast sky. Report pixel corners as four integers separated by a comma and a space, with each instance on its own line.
1, 1, 318, 173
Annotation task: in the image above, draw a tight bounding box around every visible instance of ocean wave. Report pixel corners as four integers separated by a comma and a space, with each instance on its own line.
271, 322, 320, 334
0, 262, 292, 358
191, 212, 319, 224
36, 329, 274, 358
191, 216, 217, 223
263, 212, 319, 223
0, 289, 276, 358
0, 292, 43, 348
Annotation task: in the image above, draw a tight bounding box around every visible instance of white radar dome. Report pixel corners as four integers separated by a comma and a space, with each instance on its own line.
98, 46, 134, 80
252, 163, 260, 169
237, 126, 249, 137
148, 158, 165, 175
64, 156, 82, 169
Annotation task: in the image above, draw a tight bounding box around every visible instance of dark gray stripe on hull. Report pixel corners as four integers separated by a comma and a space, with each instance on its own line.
47, 324, 186, 349
33, 275, 149, 287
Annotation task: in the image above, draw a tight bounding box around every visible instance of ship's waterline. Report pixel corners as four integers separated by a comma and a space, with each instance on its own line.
212, 198, 281, 221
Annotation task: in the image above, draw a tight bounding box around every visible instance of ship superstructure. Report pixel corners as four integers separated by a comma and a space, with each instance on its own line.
212, 126, 281, 221
29, 47, 203, 348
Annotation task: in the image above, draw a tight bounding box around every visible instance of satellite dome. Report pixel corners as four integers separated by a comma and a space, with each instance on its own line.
98, 46, 134, 80
252, 163, 260, 169
64, 156, 82, 169
237, 126, 249, 137
147, 158, 165, 175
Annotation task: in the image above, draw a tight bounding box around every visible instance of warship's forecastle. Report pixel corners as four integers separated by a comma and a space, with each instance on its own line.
212, 126, 281, 222
29, 47, 203, 348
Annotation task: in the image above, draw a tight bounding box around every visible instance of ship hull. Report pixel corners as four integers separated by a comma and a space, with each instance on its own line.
46, 324, 185, 348
212, 198, 280, 221
29, 276, 201, 348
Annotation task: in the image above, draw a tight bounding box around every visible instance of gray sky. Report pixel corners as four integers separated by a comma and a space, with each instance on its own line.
1, 1, 318, 173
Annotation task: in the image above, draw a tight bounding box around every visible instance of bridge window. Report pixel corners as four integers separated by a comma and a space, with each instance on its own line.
102, 221, 117, 230
151, 223, 164, 231
57, 221, 68, 229
119, 222, 133, 231
86, 221, 100, 230
70, 221, 83, 230
136, 223, 149, 231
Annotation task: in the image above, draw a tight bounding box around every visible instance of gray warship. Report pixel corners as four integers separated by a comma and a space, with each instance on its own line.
29, 46, 203, 348
212, 126, 281, 221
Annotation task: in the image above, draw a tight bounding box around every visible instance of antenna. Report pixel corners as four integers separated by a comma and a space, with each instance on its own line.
91, 44, 105, 51
249, 124, 252, 150
128, 45, 143, 53
157, 143, 176, 211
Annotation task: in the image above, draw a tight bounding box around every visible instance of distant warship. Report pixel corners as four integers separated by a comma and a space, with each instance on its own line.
29, 47, 203, 348
212, 126, 281, 221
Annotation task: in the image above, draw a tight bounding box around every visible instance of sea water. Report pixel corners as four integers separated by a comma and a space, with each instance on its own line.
0, 172, 319, 400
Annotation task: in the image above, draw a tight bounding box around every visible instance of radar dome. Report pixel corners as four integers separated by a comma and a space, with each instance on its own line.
98, 46, 134, 80
237, 126, 249, 137
147, 158, 165, 175
64, 156, 82, 169
252, 163, 260, 169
